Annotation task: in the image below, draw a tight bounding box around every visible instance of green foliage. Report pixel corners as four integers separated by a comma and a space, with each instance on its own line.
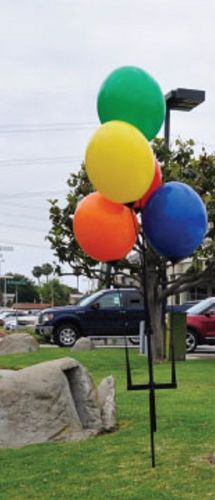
0, 273, 40, 303
40, 278, 71, 306
0, 349, 214, 499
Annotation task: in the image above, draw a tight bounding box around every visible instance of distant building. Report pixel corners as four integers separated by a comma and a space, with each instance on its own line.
12, 303, 51, 311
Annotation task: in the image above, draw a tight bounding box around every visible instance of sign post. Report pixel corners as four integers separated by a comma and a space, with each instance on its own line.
4, 279, 27, 324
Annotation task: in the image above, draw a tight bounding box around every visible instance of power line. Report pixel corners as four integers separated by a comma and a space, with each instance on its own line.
0, 155, 83, 168
0, 199, 66, 217
1, 143, 214, 171
0, 210, 46, 222
0, 222, 47, 232
0, 189, 67, 199
0, 121, 97, 134
1, 123, 214, 150
0, 200, 50, 211
0, 239, 50, 249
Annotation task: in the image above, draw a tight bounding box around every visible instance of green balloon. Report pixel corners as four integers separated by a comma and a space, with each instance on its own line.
97, 66, 166, 141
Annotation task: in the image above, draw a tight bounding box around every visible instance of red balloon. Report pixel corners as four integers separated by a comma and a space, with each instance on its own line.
74, 192, 139, 262
134, 159, 162, 210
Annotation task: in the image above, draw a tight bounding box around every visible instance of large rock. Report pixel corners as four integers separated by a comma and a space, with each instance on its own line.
0, 333, 39, 354
97, 376, 117, 431
72, 337, 95, 351
0, 357, 116, 448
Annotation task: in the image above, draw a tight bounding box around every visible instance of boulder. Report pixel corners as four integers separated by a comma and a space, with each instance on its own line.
0, 333, 39, 355
0, 369, 15, 378
72, 337, 95, 351
97, 375, 117, 431
0, 357, 116, 448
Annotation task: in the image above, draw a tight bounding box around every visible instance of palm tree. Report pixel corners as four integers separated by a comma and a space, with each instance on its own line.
32, 266, 42, 286
41, 263, 54, 283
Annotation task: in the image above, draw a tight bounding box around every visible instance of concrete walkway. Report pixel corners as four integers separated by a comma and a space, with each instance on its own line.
0, 369, 15, 377
187, 346, 215, 360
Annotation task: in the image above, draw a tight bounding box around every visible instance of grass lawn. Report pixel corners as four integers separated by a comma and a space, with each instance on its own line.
0, 347, 214, 499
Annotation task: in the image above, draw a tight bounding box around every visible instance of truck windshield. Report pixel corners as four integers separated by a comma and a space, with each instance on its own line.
76, 290, 104, 307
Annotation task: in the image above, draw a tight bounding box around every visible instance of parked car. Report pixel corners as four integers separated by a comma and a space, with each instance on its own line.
4, 311, 40, 331
0, 310, 15, 324
186, 297, 215, 353
36, 288, 145, 347
35, 288, 215, 352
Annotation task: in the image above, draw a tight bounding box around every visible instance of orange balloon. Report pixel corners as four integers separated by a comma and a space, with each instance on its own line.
134, 159, 162, 210
73, 192, 139, 262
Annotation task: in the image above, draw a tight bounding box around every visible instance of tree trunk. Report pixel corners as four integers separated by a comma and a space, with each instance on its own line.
145, 253, 165, 361
149, 296, 164, 361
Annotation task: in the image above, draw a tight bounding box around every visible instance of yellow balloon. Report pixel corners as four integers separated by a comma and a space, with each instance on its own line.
85, 120, 155, 204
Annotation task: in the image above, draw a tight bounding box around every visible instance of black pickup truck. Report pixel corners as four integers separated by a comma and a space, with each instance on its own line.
36, 288, 144, 347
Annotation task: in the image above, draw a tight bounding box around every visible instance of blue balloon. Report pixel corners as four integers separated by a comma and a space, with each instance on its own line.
142, 182, 208, 259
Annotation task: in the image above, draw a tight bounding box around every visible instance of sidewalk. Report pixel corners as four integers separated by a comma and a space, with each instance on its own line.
186, 346, 215, 360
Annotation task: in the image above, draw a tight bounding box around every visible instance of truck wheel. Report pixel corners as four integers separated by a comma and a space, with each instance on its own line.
55, 323, 80, 348
186, 329, 197, 353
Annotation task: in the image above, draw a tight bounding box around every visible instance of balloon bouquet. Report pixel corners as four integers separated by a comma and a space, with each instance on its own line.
73, 66, 208, 467
74, 65, 207, 264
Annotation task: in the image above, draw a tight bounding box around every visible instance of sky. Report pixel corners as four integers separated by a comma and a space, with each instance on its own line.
0, 0, 215, 292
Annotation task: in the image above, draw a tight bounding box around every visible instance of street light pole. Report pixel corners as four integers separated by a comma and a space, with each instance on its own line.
164, 87, 205, 147
162, 86, 206, 342
164, 106, 170, 146
0, 259, 4, 278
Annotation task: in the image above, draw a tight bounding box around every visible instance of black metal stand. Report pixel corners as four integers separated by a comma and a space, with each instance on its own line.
124, 224, 177, 468
125, 332, 177, 467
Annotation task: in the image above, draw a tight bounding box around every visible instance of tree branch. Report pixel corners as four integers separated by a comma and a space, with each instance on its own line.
164, 260, 215, 298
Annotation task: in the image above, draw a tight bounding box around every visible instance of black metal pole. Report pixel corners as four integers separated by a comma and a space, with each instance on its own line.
164, 106, 170, 147
124, 205, 177, 469
146, 332, 156, 467
141, 218, 156, 467
162, 103, 170, 349
169, 264, 177, 385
